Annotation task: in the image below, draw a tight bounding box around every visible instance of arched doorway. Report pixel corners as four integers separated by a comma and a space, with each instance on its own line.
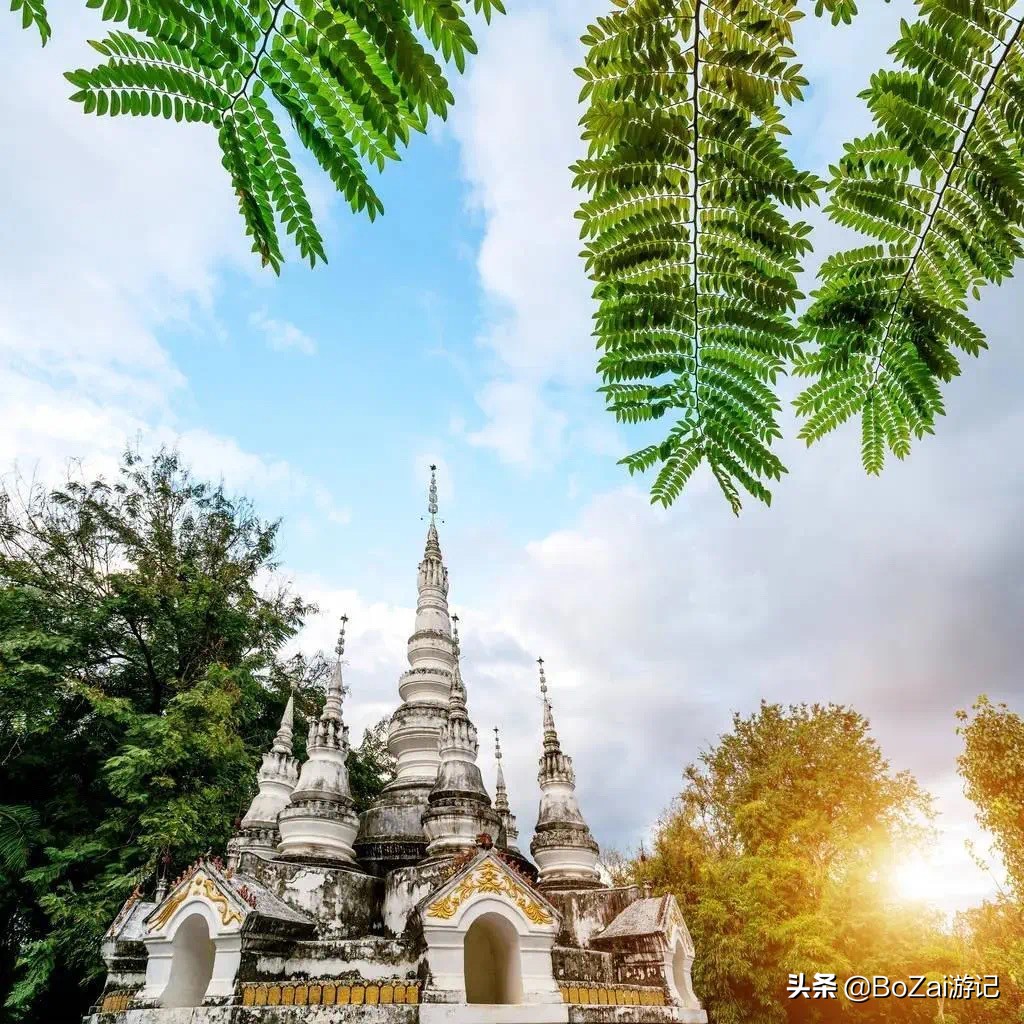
463, 912, 523, 1004
161, 913, 215, 1008
668, 938, 693, 1004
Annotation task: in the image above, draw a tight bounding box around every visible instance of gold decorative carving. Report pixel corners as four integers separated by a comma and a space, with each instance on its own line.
426, 860, 553, 924
147, 871, 243, 932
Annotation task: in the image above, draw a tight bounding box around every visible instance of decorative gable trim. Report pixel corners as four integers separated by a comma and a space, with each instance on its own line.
143, 861, 250, 936
420, 851, 558, 929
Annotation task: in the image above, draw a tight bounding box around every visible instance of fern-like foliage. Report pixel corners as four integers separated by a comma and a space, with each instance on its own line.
796, 0, 1024, 473
20, 0, 501, 272
575, 0, 834, 513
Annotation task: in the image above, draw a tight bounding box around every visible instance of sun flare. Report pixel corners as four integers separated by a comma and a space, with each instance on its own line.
889, 851, 950, 906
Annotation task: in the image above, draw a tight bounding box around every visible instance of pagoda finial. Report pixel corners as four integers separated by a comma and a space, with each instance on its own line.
493, 724, 513, 835
493, 726, 509, 804
428, 463, 438, 519
323, 614, 348, 723
447, 612, 468, 716
538, 657, 559, 753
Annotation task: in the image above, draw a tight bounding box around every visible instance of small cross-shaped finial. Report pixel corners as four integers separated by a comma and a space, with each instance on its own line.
451, 612, 460, 650
494, 725, 502, 760
335, 614, 348, 659
537, 657, 547, 696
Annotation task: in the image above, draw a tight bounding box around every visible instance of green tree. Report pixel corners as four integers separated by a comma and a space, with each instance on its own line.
0, 449, 390, 1023
634, 701, 952, 1023
951, 697, 1024, 1019
957, 697, 1024, 900
348, 715, 397, 813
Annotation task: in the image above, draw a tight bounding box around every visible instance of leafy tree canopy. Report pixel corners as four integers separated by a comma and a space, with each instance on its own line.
957, 696, 1024, 901
633, 701, 956, 1023
0, 449, 393, 1023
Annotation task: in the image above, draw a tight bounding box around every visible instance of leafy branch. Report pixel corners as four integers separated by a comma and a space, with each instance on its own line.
575, 0, 826, 512
12, 0, 504, 272
796, 0, 1024, 472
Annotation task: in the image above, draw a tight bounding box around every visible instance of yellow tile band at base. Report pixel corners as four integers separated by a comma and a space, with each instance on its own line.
100, 992, 132, 1013
559, 985, 667, 1007
240, 980, 421, 1008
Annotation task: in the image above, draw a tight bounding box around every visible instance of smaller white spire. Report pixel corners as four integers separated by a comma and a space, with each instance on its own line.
531, 658, 602, 888
493, 725, 520, 849
494, 726, 507, 800
230, 682, 300, 864
277, 614, 359, 863
322, 614, 347, 724
538, 657, 561, 756
270, 685, 296, 755
423, 610, 501, 856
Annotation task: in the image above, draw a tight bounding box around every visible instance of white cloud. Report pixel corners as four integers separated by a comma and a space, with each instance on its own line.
0, 15, 344, 525
250, 310, 318, 356
452, 3, 607, 466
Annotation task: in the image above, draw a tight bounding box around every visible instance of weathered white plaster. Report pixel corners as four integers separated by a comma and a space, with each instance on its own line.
284, 869, 327, 900
666, 927, 700, 1011
420, 1004, 569, 1024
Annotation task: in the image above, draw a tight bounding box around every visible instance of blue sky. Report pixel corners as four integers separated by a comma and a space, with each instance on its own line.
3, 0, 1021, 915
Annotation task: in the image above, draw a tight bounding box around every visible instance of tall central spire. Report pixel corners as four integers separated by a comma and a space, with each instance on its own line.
354, 465, 459, 871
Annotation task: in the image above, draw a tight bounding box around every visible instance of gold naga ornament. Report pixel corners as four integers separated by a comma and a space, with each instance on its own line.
426, 860, 553, 925
148, 872, 244, 931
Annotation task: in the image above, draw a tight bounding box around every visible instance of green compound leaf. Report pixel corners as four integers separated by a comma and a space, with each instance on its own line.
62, 0, 503, 271
797, 0, 1023, 471
576, 0, 827, 513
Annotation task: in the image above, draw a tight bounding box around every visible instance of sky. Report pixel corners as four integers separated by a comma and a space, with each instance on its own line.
2, 0, 1020, 917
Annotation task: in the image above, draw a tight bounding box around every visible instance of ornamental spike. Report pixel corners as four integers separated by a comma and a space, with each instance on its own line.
494, 726, 508, 803
271, 682, 296, 754
323, 614, 347, 723
539, 657, 559, 753
428, 463, 438, 519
